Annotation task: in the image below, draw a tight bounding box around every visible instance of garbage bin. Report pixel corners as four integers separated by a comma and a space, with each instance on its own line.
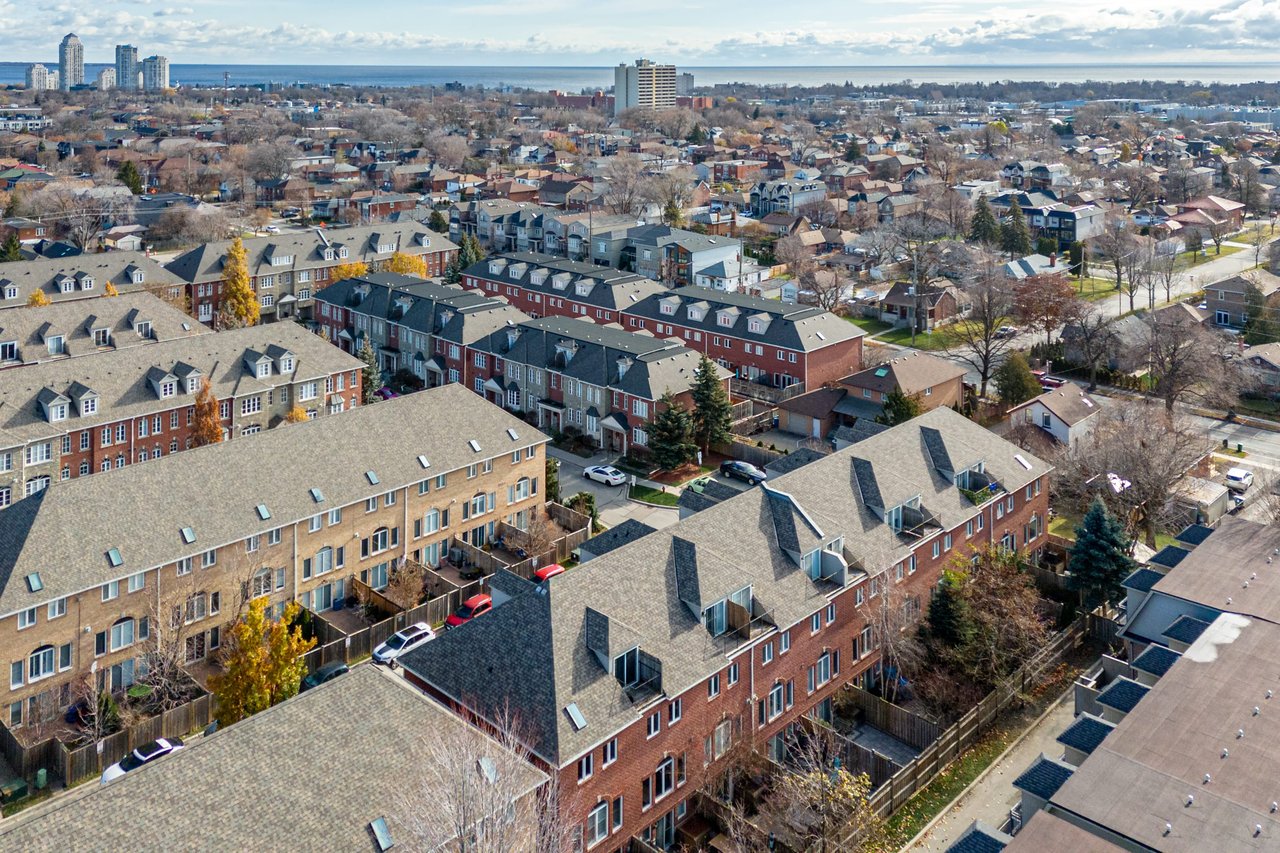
35, 768, 46, 790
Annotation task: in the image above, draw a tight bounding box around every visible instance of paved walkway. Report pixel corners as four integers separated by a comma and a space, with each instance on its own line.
907, 687, 1076, 852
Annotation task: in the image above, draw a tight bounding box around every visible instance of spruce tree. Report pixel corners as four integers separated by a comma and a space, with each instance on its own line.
1000, 201, 1033, 258
844, 138, 862, 162
428, 209, 448, 234
359, 338, 382, 403
969, 196, 1000, 246
927, 569, 973, 648
647, 392, 696, 471
1068, 497, 1133, 606
690, 356, 732, 454
875, 388, 923, 425
116, 160, 144, 195
993, 352, 1042, 406
0, 233, 21, 262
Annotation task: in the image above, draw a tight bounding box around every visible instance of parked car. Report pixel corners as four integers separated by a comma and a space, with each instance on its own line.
264, 224, 281, 234
994, 325, 1019, 339
299, 661, 349, 692
583, 465, 627, 486
1226, 467, 1254, 493
687, 475, 712, 494
372, 622, 435, 666
1031, 370, 1065, 390
375, 387, 399, 400
720, 460, 767, 486
101, 738, 184, 784
445, 594, 493, 629
534, 563, 566, 582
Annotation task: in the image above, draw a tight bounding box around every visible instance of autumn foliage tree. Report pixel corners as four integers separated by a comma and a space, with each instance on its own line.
210, 599, 316, 725
1013, 273, 1077, 346
382, 251, 428, 277
219, 236, 259, 327
284, 405, 308, 423
27, 289, 50, 307
329, 260, 369, 285
192, 377, 223, 446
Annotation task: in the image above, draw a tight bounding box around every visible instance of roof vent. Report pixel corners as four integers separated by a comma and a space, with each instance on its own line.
468, 439, 481, 452
1238, 729, 1246, 738
24, 573, 42, 593
256, 504, 271, 520
417, 455, 430, 468
1255, 707, 1261, 715
1222, 748, 1229, 758
106, 548, 123, 568
365, 470, 380, 485
369, 817, 393, 852
309, 487, 325, 503
180, 527, 196, 545
565, 703, 587, 732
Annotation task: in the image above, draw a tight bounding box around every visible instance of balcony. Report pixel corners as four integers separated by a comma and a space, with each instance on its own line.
896, 503, 942, 540
623, 650, 663, 705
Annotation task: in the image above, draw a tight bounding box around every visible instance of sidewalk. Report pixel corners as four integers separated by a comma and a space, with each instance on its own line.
906, 688, 1076, 852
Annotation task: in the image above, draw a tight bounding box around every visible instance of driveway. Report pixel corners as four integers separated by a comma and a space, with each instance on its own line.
550, 448, 679, 531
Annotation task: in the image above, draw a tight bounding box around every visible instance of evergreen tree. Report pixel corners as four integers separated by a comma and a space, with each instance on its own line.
1035, 236, 1058, 256
690, 356, 732, 453
545, 457, 561, 504
647, 392, 697, 471
427, 208, 448, 234
116, 160, 144, 195
1069, 497, 1134, 606
687, 125, 706, 145
219, 237, 259, 327
0, 233, 21, 262
875, 388, 924, 425
927, 569, 974, 648
969, 196, 1000, 246
662, 198, 684, 227
359, 337, 382, 403
443, 253, 462, 284
993, 351, 1042, 406
844, 138, 862, 162
1068, 240, 1088, 277
1000, 201, 1033, 258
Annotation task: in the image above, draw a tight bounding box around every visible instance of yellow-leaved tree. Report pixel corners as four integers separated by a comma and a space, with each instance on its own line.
219, 236, 259, 327
27, 289, 50, 307
210, 599, 315, 725
284, 405, 308, 423
382, 251, 428, 277
329, 260, 369, 285
103, 281, 119, 297
191, 377, 223, 447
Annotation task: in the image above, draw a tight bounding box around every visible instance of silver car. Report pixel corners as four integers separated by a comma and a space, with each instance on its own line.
372, 621, 435, 666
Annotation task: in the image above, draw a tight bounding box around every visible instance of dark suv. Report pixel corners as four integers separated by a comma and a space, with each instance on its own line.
720, 460, 767, 486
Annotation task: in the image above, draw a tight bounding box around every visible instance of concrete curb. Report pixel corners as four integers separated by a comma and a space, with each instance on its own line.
902, 681, 1077, 852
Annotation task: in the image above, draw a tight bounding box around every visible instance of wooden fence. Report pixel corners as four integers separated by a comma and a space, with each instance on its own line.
850, 618, 1087, 830
730, 378, 807, 405
838, 689, 942, 751
715, 439, 786, 469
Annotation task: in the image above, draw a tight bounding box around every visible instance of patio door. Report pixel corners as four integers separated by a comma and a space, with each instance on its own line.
652, 812, 676, 850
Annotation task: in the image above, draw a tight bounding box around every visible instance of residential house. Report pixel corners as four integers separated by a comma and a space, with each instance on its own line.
750, 178, 827, 216
0, 253, 184, 309
952, 179, 1001, 200
0, 218, 48, 245
712, 160, 766, 185
622, 286, 865, 389
165, 223, 458, 326
1202, 270, 1280, 329
1173, 195, 1245, 234
1004, 253, 1065, 280
0, 667, 546, 850
622, 225, 742, 288
462, 254, 666, 325
1027, 163, 1073, 190
691, 259, 770, 294
877, 194, 924, 223
0, 292, 207, 370
1001, 160, 1044, 188
400, 407, 1051, 851
878, 280, 969, 332
0, 385, 548, 729
1239, 341, 1280, 391
1007, 383, 1101, 447
467, 315, 730, 453
0, 322, 363, 504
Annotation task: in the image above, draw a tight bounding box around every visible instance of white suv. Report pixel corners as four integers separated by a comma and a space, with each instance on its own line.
1226, 468, 1254, 493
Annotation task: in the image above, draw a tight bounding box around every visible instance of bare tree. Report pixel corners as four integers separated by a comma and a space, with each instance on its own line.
600, 154, 647, 218
382, 559, 427, 611
244, 140, 298, 182
1121, 240, 1158, 311
392, 704, 575, 853
869, 573, 926, 704
27, 186, 133, 249
1090, 212, 1136, 293
1150, 250, 1179, 304
946, 254, 1016, 397
1064, 302, 1116, 391
1131, 309, 1242, 412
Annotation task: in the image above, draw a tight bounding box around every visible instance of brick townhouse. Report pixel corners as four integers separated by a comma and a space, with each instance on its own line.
165, 222, 458, 326
313, 273, 527, 381
0, 252, 184, 308
463, 254, 865, 390
0, 322, 362, 507
467, 315, 730, 454
623, 287, 864, 389
463, 254, 666, 324
401, 407, 1051, 851
0, 292, 208, 370
0, 385, 548, 730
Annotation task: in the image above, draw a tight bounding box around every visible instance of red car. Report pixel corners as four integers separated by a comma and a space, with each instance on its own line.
534, 563, 565, 582
445, 594, 493, 628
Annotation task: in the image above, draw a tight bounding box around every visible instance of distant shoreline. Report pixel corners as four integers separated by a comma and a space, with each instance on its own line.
2, 62, 1279, 90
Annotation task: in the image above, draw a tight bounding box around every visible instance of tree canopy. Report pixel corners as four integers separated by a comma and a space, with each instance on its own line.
1000, 201, 1033, 258
968, 196, 1000, 246
192, 377, 223, 446
1069, 497, 1133, 605
359, 338, 382, 404
383, 251, 428, 277
647, 392, 696, 471
876, 388, 924, 425
690, 356, 732, 453
994, 351, 1043, 406
209, 599, 315, 725
220, 237, 259, 327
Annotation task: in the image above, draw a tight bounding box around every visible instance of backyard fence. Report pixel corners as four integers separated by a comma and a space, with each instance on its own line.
730, 378, 807, 405
714, 439, 786, 469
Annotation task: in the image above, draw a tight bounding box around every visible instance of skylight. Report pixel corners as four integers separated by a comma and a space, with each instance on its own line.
565, 703, 587, 731
417, 455, 430, 468
369, 818, 393, 852
180, 527, 196, 545
106, 548, 123, 568
309, 487, 325, 503
365, 470, 380, 485
874, 367, 889, 377
256, 504, 271, 520
468, 439, 482, 452
24, 573, 42, 593
507, 428, 519, 441
1014, 454, 1032, 471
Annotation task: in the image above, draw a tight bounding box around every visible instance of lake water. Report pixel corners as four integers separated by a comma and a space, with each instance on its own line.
3, 62, 1279, 90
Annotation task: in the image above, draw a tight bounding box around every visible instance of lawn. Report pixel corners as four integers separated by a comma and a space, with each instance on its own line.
872, 324, 956, 351
629, 484, 679, 506
1048, 512, 1079, 541
844, 316, 894, 335
1069, 276, 1122, 303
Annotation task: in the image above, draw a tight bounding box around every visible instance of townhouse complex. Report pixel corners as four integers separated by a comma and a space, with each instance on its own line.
402, 407, 1051, 850
0, 385, 548, 730
0, 321, 363, 506
463, 252, 864, 389
164, 222, 458, 325
0, 253, 184, 307
315, 273, 730, 452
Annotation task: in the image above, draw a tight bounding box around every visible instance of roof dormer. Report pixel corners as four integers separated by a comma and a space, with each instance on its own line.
37, 387, 71, 423
488, 258, 508, 276
574, 280, 594, 297
716, 306, 739, 327
242, 349, 272, 379
66, 381, 98, 416
146, 366, 179, 399
56, 274, 75, 294
551, 272, 571, 290
124, 264, 145, 285
173, 361, 202, 394
615, 356, 633, 380
266, 344, 296, 374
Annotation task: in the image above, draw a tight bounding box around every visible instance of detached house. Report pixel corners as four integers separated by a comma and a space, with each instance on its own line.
1007, 383, 1100, 447
400, 407, 1051, 852
750, 177, 827, 216
1202, 270, 1280, 329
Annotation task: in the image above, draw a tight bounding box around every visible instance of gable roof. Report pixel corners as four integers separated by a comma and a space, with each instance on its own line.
1008, 382, 1099, 427
843, 351, 966, 396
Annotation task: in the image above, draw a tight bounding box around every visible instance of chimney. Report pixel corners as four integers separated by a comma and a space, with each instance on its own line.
1049, 252, 1057, 267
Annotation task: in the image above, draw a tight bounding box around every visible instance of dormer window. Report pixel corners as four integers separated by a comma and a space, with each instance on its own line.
160, 381, 175, 398
614, 646, 639, 687
80, 396, 97, 415
323, 248, 335, 261
0, 341, 15, 361
49, 402, 68, 422
530, 271, 547, 286
270, 255, 292, 267
59, 279, 74, 294
79, 277, 94, 291
748, 319, 763, 333
688, 308, 705, 322
4, 285, 17, 300
136, 321, 152, 339
489, 261, 503, 275
660, 302, 675, 316
338, 247, 349, 259
131, 270, 144, 284
46, 335, 64, 355
186, 376, 201, 394
575, 282, 591, 296
281, 356, 294, 373
93, 328, 110, 347
717, 312, 734, 327
257, 362, 270, 379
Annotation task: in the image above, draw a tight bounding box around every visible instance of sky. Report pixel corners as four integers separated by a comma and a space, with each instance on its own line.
4, 0, 1280, 66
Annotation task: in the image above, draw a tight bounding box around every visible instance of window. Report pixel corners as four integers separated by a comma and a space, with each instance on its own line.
669, 698, 682, 724
728, 662, 739, 686
603, 738, 617, 767
241, 396, 262, 416
826, 602, 836, 624
587, 802, 608, 846
710, 719, 732, 762
779, 630, 790, 654
767, 682, 784, 720
654, 758, 674, 800
762, 642, 774, 665
202, 549, 216, 568
708, 673, 721, 699
944, 533, 953, 551
17, 608, 35, 630
251, 568, 272, 598
176, 557, 192, 576
110, 617, 135, 651
811, 612, 821, 633
128, 572, 145, 593
647, 710, 661, 738
47, 598, 66, 620
27, 646, 55, 683
577, 753, 594, 783
310, 514, 323, 533
102, 580, 119, 601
